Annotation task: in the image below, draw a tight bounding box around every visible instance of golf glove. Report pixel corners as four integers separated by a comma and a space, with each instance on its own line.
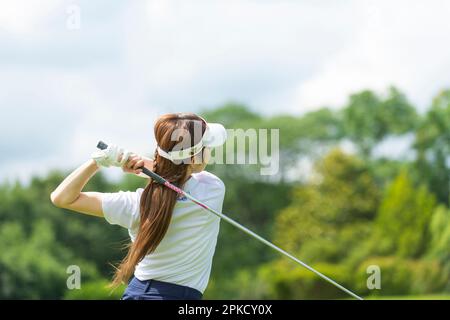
92, 144, 131, 168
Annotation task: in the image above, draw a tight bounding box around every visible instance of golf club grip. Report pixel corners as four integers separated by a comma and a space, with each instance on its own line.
97, 141, 108, 150
96, 141, 167, 184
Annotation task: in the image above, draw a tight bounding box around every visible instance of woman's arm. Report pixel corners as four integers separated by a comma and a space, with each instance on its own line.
50, 159, 104, 217
50, 152, 150, 217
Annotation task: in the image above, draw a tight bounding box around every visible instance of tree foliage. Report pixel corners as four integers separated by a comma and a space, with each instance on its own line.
371, 171, 436, 258
0, 87, 448, 299
342, 87, 418, 157
274, 149, 379, 264
414, 89, 450, 205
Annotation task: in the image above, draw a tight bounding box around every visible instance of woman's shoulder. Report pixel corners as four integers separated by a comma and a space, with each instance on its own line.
191, 171, 225, 191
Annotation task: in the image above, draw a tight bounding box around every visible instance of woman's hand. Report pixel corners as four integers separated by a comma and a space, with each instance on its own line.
122, 154, 154, 176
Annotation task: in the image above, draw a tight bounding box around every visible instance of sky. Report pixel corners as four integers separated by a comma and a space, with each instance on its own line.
1, 0, 449, 182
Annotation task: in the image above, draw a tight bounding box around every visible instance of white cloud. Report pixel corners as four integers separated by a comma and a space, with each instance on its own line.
0, 0, 61, 34
294, 0, 450, 112
1, 0, 449, 182
372, 133, 416, 161
120, 0, 361, 112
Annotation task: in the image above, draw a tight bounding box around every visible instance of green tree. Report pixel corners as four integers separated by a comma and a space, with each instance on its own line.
0, 171, 136, 299
205, 179, 292, 299
274, 149, 379, 264
201, 102, 262, 128
262, 108, 342, 178
354, 256, 448, 296
427, 205, 450, 278
414, 89, 450, 205
342, 87, 418, 157
203, 103, 342, 180
371, 171, 436, 258
0, 220, 98, 299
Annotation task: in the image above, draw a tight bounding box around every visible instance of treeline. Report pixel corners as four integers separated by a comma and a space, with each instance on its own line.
202, 87, 449, 299
0, 87, 448, 299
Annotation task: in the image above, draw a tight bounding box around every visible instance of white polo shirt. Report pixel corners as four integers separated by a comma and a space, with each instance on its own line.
101, 171, 225, 294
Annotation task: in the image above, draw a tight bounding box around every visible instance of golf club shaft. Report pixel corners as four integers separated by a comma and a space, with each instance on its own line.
184, 192, 363, 300
97, 141, 363, 300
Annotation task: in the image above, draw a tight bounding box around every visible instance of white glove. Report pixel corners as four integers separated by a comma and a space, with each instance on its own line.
91, 144, 131, 168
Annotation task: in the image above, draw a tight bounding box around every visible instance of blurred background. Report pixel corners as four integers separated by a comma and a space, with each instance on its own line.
0, 0, 449, 299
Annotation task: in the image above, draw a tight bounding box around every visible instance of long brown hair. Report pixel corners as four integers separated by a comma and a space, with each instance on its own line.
111, 113, 206, 286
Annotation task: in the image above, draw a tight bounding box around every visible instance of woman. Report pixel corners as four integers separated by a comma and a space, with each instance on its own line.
51, 113, 227, 300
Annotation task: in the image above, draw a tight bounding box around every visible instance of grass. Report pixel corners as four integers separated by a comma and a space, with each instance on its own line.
365, 295, 450, 300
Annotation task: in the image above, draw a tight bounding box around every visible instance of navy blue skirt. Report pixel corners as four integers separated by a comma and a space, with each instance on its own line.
122, 277, 203, 300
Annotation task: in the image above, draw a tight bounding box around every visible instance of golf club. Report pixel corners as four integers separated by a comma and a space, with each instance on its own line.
97, 140, 364, 300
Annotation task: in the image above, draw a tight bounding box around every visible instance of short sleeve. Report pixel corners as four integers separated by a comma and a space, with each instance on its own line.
101, 189, 143, 229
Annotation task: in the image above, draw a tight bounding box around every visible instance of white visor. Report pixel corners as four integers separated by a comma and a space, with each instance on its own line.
202, 123, 228, 148
157, 121, 227, 162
